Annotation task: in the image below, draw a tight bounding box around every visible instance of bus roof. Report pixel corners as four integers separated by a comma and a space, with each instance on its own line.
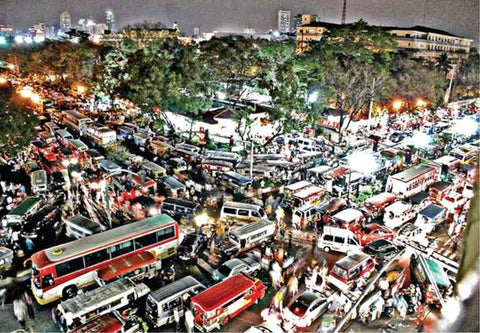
389, 165, 436, 183
364, 192, 396, 206
150, 276, 204, 302
70, 314, 123, 333
285, 181, 312, 192
230, 220, 274, 237
40, 215, 175, 263
293, 185, 324, 200
223, 201, 261, 210
335, 252, 371, 271
59, 278, 137, 315
8, 197, 42, 216
191, 274, 255, 312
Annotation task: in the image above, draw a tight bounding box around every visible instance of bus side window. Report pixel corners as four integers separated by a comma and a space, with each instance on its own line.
240, 239, 246, 248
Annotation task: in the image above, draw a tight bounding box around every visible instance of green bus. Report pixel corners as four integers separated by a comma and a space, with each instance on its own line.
2, 197, 43, 227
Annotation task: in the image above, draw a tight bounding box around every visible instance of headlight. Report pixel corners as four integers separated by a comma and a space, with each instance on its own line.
194, 213, 209, 227
149, 208, 158, 216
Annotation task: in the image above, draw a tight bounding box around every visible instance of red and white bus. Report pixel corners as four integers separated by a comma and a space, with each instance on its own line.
190, 273, 266, 332
29, 215, 179, 305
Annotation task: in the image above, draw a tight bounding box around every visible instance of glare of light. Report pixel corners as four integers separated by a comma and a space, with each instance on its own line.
33, 36, 45, 43
70, 158, 78, 165
76, 85, 86, 94
71, 171, 81, 179
347, 150, 379, 175
14, 35, 23, 44
0, 77, 7, 84
6, 63, 15, 70
194, 213, 209, 227
0, 36, 7, 45
410, 131, 432, 148
19, 87, 33, 98
416, 98, 427, 108
61, 160, 70, 167
308, 91, 319, 104
148, 208, 159, 216
24, 37, 33, 44
451, 118, 478, 137
30, 93, 41, 104
71, 37, 80, 44
392, 99, 403, 110
216, 91, 226, 100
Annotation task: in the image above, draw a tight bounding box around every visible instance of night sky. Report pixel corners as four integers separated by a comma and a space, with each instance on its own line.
1, 0, 478, 45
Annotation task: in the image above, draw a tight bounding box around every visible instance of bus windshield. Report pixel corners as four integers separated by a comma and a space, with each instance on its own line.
333, 266, 348, 279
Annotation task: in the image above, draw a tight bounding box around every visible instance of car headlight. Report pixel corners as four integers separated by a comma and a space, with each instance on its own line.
149, 208, 158, 216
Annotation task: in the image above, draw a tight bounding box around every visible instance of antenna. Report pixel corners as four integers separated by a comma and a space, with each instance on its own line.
341, 0, 347, 24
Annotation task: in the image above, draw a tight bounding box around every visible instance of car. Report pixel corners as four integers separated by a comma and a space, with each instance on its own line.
441, 192, 468, 213
389, 132, 412, 144
282, 290, 331, 329
130, 196, 159, 217
318, 198, 347, 217
350, 223, 394, 246
98, 159, 121, 173
178, 232, 208, 264
363, 239, 402, 262
211, 258, 261, 282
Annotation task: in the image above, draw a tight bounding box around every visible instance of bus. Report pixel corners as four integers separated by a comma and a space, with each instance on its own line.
56, 278, 150, 331
2, 197, 43, 227
61, 110, 92, 134
190, 273, 266, 332
220, 219, 276, 256
84, 122, 117, 147
29, 215, 179, 305
449, 144, 478, 165
386, 165, 438, 199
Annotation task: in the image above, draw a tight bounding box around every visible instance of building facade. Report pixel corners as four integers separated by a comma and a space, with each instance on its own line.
278, 10, 291, 34
60, 11, 71, 32
105, 9, 115, 32
296, 21, 473, 62
293, 14, 318, 30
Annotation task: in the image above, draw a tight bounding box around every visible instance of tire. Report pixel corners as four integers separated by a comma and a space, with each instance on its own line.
323, 246, 330, 252
62, 285, 77, 300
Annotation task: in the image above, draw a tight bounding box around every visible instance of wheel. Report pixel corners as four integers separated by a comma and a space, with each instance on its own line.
222, 316, 229, 325
62, 286, 77, 300
260, 242, 266, 248
323, 246, 330, 252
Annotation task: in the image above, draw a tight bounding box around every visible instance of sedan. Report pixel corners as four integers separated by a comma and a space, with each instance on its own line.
178, 232, 208, 264
212, 258, 261, 282
351, 223, 394, 245
363, 239, 403, 262
282, 291, 331, 329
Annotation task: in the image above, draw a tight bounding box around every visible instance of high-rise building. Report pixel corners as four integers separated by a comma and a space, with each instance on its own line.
78, 18, 86, 32
60, 11, 71, 32
193, 27, 199, 37
105, 9, 115, 32
278, 10, 291, 33
86, 17, 96, 35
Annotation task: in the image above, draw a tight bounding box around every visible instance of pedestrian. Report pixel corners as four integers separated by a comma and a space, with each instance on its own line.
23, 291, 34, 320
288, 232, 292, 249
173, 306, 180, 331
13, 296, 27, 329
287, 275, 299, 297
0, 288, 6, 307
184, 308, 194, 333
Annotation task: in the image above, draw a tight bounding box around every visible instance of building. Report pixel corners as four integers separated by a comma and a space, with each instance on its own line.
294, 14, 318, 30
78, 18, 87, 32
60, 11, 71, 32
278, 10, 291, 34
0, 25, 13, 36
105, 9, 115, 32
295, 21, 473, 61
386, 25, 472, 62
95, 23, 108, 35
193, 27, 199, 37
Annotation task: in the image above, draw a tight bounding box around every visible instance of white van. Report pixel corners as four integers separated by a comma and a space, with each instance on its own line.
222, 219, 276, 256
65, 214, 106, 239
296, 137, 318, 151
383, 201, 416, 229
292, 204, 322, 229
30, 169, 48, 195
331, 208, 365, 228
317, 226, 361, 254
220, 201, 267, 223
146, 276, 205, 328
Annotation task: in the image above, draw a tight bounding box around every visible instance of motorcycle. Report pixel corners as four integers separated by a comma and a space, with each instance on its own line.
160, 264, 175, 285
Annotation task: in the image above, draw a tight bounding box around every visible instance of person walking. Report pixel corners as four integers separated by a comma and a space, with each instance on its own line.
13, 296, 28, 329
184, 308, 194, 333
173, 306, 181, 332
23, 291, 35, 320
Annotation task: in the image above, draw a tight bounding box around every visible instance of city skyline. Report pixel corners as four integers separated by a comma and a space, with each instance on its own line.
0, 0, 478, 45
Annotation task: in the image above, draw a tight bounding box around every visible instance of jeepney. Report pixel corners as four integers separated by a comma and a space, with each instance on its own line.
2, 197, 43, 227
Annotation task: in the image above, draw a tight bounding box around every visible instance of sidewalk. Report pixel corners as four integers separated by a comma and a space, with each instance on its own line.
0, 302, 59, 332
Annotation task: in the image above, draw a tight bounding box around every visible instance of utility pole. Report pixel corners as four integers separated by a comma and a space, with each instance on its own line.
368, 77, 376, 129
341, 0, 347, 24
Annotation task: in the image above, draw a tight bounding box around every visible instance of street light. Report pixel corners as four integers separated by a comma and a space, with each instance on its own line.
416, 98, 427, 109
392, 99, 403, 112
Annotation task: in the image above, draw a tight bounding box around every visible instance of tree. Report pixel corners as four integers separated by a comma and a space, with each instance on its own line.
309, 20, 398, 142
436, 53, 452, 75
456, 49, 480, 98
0, 86, 37, 156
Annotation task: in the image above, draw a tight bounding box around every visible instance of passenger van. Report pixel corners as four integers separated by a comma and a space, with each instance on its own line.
161, 198, 201, 222
317, 226, 361, 254
169, 158, 187, 172
69, 139, 89, 153
30, 169, 48, 195
296, 137, 319, 150
2, 197, 43, 227
145, 276, 205, 328
221, 219, 276, 256
327, 252, 376, 291
65, 214, 106, 240
38, 131, 57, 145
43, 122, 60, 136
55, 129, 74, 147
292, 204, 322, 230
331, 208, 365, 228
141, 161, 167, 181
217, 171, 252, 189
220, 201, 267, 223
174, 143, 201, 159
